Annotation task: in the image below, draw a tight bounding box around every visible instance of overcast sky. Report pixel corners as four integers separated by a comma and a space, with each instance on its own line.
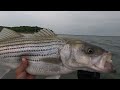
0, 11, 120, 36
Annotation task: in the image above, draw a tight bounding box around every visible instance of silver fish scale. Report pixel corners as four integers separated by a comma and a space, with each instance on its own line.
26, 61, 62, 75
0, 38, 65, 58
0, 37, 67, 75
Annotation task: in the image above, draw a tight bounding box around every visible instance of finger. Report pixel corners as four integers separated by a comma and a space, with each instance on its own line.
16, 58, 28, 76
16, 72, 26, 79
26, 74, 36, 79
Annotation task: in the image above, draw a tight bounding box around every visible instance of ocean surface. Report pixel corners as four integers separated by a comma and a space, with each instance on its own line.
1, 34, 120, 79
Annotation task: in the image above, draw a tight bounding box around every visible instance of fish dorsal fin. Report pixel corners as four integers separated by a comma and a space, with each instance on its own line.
33, 28, 57, 38
0, 28, 22, 41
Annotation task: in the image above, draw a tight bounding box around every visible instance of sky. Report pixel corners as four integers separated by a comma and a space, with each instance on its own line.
0, 11, 120, 36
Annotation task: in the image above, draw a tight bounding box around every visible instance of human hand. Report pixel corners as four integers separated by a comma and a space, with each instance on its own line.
16, 57, 35, 79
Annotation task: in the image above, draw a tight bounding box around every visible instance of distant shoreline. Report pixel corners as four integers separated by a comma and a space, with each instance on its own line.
20, 33, 120, 37
58, 34, 120, 37
0, 26, 120, 37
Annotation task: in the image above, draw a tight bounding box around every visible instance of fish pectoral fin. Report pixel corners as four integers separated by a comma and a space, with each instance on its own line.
45, 75, 61, 79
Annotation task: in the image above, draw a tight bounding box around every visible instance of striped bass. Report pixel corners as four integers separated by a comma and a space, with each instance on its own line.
0, 28, 115, 79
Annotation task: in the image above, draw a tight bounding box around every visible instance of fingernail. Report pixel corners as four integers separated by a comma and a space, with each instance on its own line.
22, 58, 27, 64
22, 58, 26, 62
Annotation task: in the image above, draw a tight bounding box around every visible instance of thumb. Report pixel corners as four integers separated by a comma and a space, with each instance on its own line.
16, 58, 28, 76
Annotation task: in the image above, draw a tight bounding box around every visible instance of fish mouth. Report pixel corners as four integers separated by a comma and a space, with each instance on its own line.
93, 61, 116, 73
92, 52, 116, 73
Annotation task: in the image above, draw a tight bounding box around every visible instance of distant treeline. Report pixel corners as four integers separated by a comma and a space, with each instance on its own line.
0, 26, 45, 33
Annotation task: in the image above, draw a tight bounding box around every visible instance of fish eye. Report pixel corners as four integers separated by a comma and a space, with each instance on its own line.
87, 48, 94, 54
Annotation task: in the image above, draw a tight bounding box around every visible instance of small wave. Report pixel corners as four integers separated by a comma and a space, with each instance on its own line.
89, 41, 120, 49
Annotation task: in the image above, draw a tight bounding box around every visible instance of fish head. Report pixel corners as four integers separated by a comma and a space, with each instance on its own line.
60, 40, 115, 73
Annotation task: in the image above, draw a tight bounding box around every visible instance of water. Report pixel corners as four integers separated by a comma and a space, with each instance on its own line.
1, 34, 120, 79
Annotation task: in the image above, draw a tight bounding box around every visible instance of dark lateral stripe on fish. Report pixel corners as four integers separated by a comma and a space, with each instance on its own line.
0, 43, 64, 52
0, 39, 59, 45
0, 41, 65, 48
0, 48, 58, 55
0, 38, 63, 46
0, 41, 64, 48
0, 37, 54, 43
2, 52, 58, 58
0, 41, 57, 47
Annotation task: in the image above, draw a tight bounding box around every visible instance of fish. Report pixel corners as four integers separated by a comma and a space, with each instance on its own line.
0, 28, 115, 79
